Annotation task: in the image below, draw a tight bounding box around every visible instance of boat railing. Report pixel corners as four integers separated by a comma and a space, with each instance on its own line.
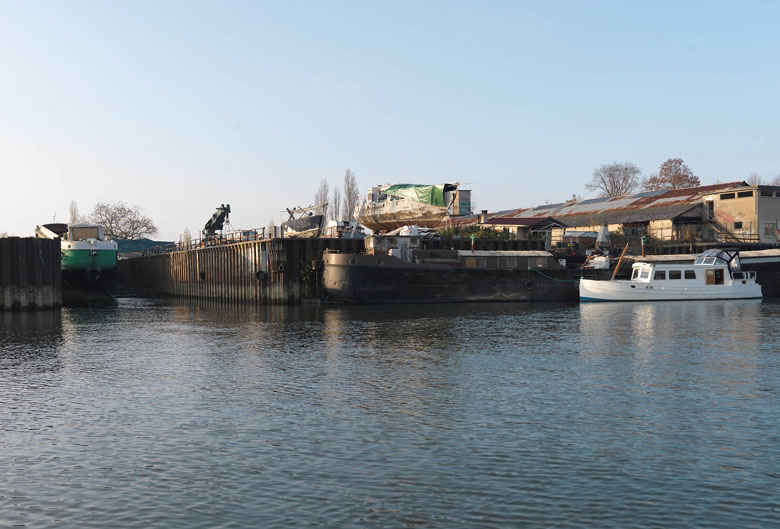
732, 271, 757, 280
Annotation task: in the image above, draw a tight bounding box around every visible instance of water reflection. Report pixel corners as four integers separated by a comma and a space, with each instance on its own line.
0, 299, 778, 528
0, 310, 63, 371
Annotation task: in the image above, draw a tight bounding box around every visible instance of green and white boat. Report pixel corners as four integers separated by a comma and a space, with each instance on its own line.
35, 223, 118, 281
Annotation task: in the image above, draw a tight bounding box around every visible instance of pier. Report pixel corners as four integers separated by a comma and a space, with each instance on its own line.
0, 237, 62, 311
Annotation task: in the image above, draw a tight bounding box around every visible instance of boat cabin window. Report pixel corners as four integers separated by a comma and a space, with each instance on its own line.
465, 257, 486, 268
703, 257, 716, 265
70, 226, 101, 241
654, 271, 666, 280
706, 269, 724, 285
669, 270, 682, 280
530, 258, 547, 269
631, 268, 640, 280
497, 257, 517, 268
684, 270, 696, 280
640, 268, 650, 280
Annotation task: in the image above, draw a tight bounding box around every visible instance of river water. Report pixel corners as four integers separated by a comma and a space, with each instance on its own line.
1, 299, 779, 528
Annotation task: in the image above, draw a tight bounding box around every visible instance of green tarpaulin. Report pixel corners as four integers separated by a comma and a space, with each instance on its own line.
381, 184, 446, 207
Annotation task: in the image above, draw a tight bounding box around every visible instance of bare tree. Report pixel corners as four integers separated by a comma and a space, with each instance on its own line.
331, 186, 342, 221
69, 200, 80, 224
342, 169, 360, 221
586, 161, 641, 198
88, 201, 158, 240
179, 227, 192, 244
314, 179, 329, 219
772, 174, 780, 186
746, 172, 764, 185
643, 158, 701, 190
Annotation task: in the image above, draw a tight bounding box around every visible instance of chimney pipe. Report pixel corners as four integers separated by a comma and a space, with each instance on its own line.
481, 210, 488, 224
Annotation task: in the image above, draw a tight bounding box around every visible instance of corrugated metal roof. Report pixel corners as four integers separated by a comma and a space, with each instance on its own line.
507, 182, 746, 226
484, 216, 566, 227
444, 182, 748, 229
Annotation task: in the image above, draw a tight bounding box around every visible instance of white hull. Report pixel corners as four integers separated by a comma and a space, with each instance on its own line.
580, 278, 762, 301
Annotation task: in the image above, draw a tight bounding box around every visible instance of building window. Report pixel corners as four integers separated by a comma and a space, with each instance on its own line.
465, 257, 486, 268
684, 270, 696, 279
760, 190, 774, 197
497, 257, 517, 268
720, 193, 735, 200
669, 270, 682, 279
765, 223, 776, 237
654, 270, 666, 280
734, 221, 743, 229
737, 191, 753, 198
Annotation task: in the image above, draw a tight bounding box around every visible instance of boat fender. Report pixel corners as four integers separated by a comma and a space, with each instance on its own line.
277, 263, 285, 273
525, 280, 534, 290
255, 270, 267, 281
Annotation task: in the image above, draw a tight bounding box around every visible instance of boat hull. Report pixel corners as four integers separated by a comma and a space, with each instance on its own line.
360, 200, 449, 232
323, 253, 578, 304
580, 278, 762, 301
281, 215, 324, 238
61, 245, 117, 275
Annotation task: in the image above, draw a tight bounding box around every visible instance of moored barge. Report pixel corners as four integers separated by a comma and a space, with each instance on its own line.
322, 249, 579, 304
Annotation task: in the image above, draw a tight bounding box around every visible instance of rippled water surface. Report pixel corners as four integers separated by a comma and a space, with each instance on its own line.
1, 299, 779, 528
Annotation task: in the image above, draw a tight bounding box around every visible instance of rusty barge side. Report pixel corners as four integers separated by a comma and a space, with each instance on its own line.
122, 238, 364, 305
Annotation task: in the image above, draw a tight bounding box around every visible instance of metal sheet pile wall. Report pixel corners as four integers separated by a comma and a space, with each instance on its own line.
124, 238, 364, 304
0, 237, 62, 311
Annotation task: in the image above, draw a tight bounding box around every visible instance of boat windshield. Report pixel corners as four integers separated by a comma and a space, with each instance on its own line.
70, 226, 102, 241
694, 248, 742, 272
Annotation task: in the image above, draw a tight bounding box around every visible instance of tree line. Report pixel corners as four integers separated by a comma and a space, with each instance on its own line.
314, 168, 360, 222
586, 158, 780, 198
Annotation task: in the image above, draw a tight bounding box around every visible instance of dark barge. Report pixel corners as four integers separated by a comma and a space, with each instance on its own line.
322, 249, 580, 304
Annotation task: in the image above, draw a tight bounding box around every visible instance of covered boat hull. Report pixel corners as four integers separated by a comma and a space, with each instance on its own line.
323, 253, 578, 304
360, 200, 450, 232
580, 278, 762, 301
281, 215, 324, 238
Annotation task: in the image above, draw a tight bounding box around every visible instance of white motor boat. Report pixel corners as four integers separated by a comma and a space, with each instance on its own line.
579, 249, 762, 301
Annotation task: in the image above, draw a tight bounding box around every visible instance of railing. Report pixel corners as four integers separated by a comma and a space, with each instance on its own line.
706, 221, 760, 243
143, 228, 268, 256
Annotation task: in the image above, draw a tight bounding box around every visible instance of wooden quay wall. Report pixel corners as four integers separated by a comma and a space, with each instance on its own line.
123, 238, 365, 305
0, 237, 62, 311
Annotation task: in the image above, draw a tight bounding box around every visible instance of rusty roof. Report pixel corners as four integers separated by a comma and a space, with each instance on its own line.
508, 181, 747, 227
444, 182, 748, 229
483, 216, 566, 227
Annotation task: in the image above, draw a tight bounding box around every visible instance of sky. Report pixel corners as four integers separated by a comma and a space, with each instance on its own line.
1, 0, 779, 239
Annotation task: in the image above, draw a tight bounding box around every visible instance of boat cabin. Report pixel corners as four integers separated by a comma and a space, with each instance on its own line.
630, 249, 756, 285
68, 224, 106, 242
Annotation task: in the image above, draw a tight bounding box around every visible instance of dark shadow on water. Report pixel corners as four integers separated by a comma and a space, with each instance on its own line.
0, 310, 64, 371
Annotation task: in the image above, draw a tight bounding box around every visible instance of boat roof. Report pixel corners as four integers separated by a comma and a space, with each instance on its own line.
457, 250, 553, 257
634, 249, 780, 263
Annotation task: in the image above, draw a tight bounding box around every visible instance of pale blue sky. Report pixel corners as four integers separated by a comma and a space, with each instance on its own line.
1, 0, 778, 238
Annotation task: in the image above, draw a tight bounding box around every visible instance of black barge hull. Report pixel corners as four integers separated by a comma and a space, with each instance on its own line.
322, 252, 579, 304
